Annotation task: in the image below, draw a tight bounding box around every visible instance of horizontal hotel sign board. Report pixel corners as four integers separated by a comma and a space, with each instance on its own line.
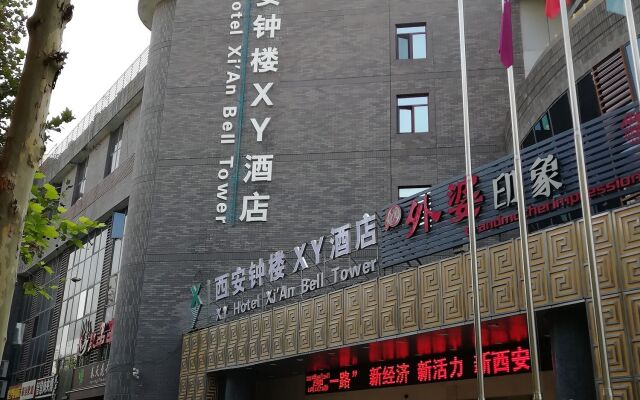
378, 102, 640, 267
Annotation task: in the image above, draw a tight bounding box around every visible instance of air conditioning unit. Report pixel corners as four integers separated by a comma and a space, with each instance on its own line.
0, 360, 8, 378
13, 323, 24, 345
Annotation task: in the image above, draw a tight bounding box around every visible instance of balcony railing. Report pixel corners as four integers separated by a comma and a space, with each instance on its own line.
43, 47, 149, 161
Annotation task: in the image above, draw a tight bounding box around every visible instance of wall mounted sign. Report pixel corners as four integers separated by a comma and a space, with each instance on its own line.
19, 380, 35, 400
378, 103, 640, 267
7, 384, 21, 400
216, 0, 283, 224
34, 375, 57, 399
198, 213, 377, 325
305, 345, 533, 394
72, 360, 107, 391
78, 320, 114, 356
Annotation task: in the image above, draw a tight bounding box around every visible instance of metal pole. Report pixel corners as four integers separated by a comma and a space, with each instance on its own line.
506, 66, 543, 400
457, 1, 485, 398
623, 0, 640, 99
559, 2, 613, 399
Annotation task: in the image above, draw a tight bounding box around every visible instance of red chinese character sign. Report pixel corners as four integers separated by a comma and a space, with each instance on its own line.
378, 103, 640, 268
622, 111, 640, 146
305, 345, 535, 394
447, 176, 483, 223
391, 177, 485, 242
405, 194, 443, 238
78, 319, 114, 356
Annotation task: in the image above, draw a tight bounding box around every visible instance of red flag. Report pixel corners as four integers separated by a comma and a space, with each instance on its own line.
499, 0, 513, 68
545, 0, 571, 19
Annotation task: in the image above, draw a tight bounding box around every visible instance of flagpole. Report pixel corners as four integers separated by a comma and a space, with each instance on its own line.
457, 1, 485, 399
497, 2, 545, 397
500, 1, 543, 397
558, 2, 613, 399
506, 65, 545, 400
623, 0, 640, 98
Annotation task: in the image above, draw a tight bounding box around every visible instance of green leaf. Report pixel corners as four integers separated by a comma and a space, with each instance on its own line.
57, 206, 67, 214
42, 225, 59, 239
23, 282, 36, 296
50, 285, 59, 290
78, 216, 92, 226
43, 265, 54, 274
29, 202, 44, 214
38, 290, 52, 300
34, 171, 45, 180
42, 183, 59, 200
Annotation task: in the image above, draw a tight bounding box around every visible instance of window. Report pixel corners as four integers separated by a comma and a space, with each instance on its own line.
398, 95, 429, 133
521, 73, 601, 149
105, 125, 123, 176
397, 24, 427, 60
577, 74, 601, 123
55, 229, 107, 362
72, 160, 87, 204
399, 186, 431, 199
524, 112, 553, 146
548, 95, 572, 134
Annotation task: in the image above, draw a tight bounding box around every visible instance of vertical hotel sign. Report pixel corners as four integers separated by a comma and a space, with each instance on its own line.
216, 0, 281, 224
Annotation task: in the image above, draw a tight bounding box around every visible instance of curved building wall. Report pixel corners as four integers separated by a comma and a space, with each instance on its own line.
105, 0, 177, 398
116, 1, 512, 399
513, 0, 640, 145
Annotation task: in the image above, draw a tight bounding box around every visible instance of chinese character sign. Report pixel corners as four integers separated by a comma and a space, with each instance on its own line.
305, 344, 534, 394
236, 0, 284, 223
447, 175, 484, 223
378, 116, 640, 267
216, 0, 284, 224
206, 213, 379, 324
530, 155, 562, 198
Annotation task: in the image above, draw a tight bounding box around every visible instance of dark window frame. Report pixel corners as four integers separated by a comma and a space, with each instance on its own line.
396, 24, 427, 60
397, 95, 429, 134
72, 160, 87, 204
104, 125, 123, 177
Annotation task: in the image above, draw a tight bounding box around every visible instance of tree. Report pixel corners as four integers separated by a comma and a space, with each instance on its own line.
0, 0, 31, 148
0, 0, 74, 360
21, 174, 104, 298
0, 0, 74, 148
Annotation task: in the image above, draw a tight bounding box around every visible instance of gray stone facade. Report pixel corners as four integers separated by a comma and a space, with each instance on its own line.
109, 0, 510, 398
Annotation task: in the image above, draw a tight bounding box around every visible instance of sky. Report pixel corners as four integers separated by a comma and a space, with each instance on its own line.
21, 0, 151, 152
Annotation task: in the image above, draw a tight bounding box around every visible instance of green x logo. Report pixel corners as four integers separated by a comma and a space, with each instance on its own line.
190, 284, 203, 329
190, 284, 202, 309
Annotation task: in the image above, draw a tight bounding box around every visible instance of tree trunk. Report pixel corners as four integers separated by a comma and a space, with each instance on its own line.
0, 0, 72, 360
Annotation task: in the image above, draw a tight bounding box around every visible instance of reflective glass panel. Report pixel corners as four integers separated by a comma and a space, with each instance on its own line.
397, 26, 426, 34
398, 96, 428, 106
414, 105, 428, 132
412, 34, 427, 59
399, 108, 412, 133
